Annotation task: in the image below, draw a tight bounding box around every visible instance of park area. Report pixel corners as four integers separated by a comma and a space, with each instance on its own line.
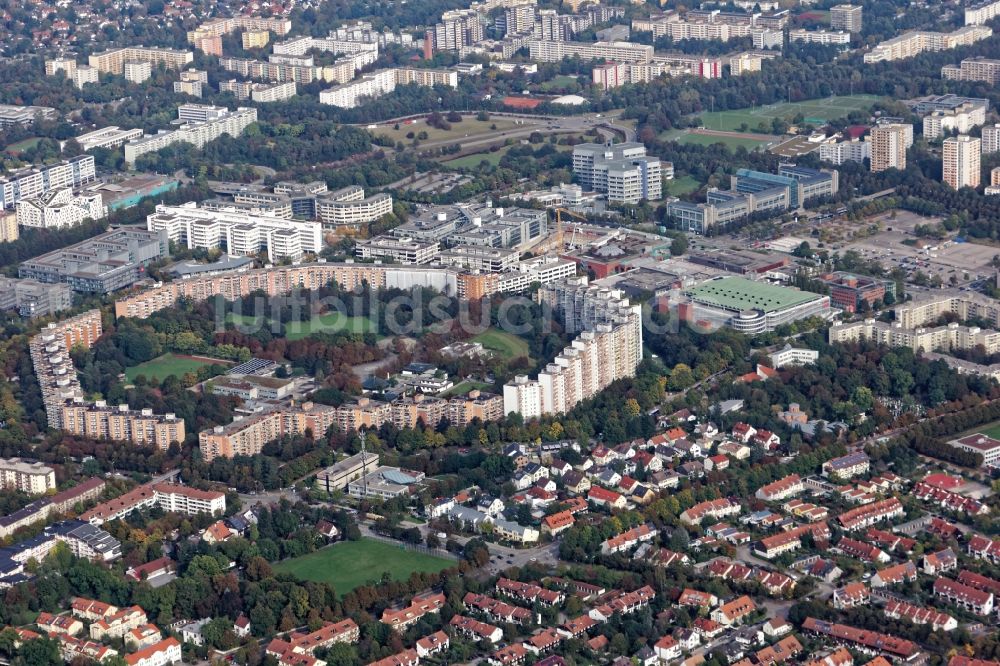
125, 353, 231, 382
373, 116, 532, 144
284, 313, 380, 341
473, 328, 531, 360
274, 538, 455, 595
442, 145, 516, 169
694, 94, 880, 132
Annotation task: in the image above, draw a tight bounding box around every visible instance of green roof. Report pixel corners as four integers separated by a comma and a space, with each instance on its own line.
686, 277, 821, 313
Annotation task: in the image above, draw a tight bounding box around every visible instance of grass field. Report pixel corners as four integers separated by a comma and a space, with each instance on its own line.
274, 538, 455, 595
284, 313, 379, 341
695, 95, 880, 132
441, 380, 491, 397
374, 117, 528, 144
473, 328, 531, 360
972, 422, 1000, 441
677, 132, 770, 151
536, 75, 581, 92
666, 175, 702, 196
4, 137, 41, 154
125, 353, 230, 382
442, 145, 515, 169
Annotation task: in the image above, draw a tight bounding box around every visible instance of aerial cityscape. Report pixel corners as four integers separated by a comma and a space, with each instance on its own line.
4, 0, 1000, 666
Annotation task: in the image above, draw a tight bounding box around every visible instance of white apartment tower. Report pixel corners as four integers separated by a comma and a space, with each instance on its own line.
943, 135, 981, 190
830, 5, 862, 33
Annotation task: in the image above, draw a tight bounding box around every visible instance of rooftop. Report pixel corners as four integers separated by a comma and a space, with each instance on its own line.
687, 277, 821, 313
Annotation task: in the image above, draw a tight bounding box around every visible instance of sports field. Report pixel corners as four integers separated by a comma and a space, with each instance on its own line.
125, 353, 231, 382
473, 328, 531, 360
971, 422, 1000, 441
695, 95, 880, 132
677, 131, 772, 151
442, 380, 491, 397
284, 313, 379, 341
274, 538, 455, 595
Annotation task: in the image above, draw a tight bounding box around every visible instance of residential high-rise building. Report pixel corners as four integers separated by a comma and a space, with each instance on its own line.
0, 458, 56, 494
864, 27, 992, 63
922, 100, 987, 139
528, 39, 653, 63
123, 61, 152, 83
504, 277, 643, 417
0, 211, 17, 242
941, 57, 1000, 84
966, 0, 1000, 25
0, 156, 97, 210
61, 401, 185, 450
943, 135, 981, 189
830, 5, 862, 33
982, 124, 1000, 154
572, 142, 662, 203
123, 106, 257, 166
198, 402, 337, 461
28, 310, 103, 428
870, 124, 911, 172
88, 47, 193, 75
433, 9, 484, 50
789, 29, 851, 45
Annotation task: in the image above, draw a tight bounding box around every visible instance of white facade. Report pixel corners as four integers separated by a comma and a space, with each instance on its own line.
147, 202, 322, 262
75, 126, 144, 151
124, 106, 257, 166
16, 188, 107, 229
789, 29, 851, 45
0, 156, 97, 210
320, 69, 396, 108
124, 61, 152, 83
819, 139, 870, 165
943, 135, 981, 189
0, 458, 56, 494
923, 103, 987, 140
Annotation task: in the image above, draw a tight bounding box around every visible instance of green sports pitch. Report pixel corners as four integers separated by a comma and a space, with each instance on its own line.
695, 95, 880, 132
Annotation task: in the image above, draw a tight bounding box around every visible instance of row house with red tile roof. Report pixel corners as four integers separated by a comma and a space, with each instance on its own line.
706, 559, 795, 595
587, 486, 627, 509
870, 561, 917, 588
271, 619, 360, 657
967, 534, 1000, 564
489, 642, 529, 665
837, 498, 904, 530
495, 578, 564, 606
754, 634, 803, 666
783, 500, 829, 522
416, 631, 449, 658
54, 633, 118, 664
754, 522, 829, 559
950, 658, 1000, 666
678, 588, 720, 608
650, 547, 691, 567
836, 537, 890, 563
601, 523, 657, 555
957, 569, 1000, 598
832, 582, 870, 609
800, 618, 918, 661
803, 647, 852, 666
655, 635, 683, 661
71, 597, 118, 621
542, 511, 574, 535
755, 474, 804, 502
558, 614, 598, 639
865, 528, 915, 554
680, 498, 741, 525
36, 612, 83, 636
464, 593, 536, 624
913, 482, 990, 515
525, 628, 562, 654
589, 586, 656, 621
927, 517, 962, 539
371, 649, 419, 666
933, 577, 994, 616
90, 605, 148, 640
450, 615, 503, 643
921, 548, 957, 575
381, 592, 446, 630
883, 600, 957, 631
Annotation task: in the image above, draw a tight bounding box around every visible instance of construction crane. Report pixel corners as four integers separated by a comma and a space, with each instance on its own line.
538, 207, 587, 254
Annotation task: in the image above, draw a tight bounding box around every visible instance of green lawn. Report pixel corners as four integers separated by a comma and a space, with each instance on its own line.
442, 145, 515, 169
695, 94, 879, 132
441, 380, 490, 397
274, 538, 455, 595
971, 422, 1000, 441
4, 137, 41, 154
125, 353, 231, 382
676, 132, 771, 151
666, 175, 702, 196
374, 117, 525, 144
473, 328, 531, 360
536, 75, 581, 92
284, 313, 379, 341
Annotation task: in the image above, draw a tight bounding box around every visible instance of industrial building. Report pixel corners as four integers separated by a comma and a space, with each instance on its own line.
680, 277, 831, 334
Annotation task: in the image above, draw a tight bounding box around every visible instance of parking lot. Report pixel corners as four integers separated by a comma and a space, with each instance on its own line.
838, 211, 999, 287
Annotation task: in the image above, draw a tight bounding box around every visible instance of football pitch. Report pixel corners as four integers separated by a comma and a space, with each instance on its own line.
696, 95, 880, 132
